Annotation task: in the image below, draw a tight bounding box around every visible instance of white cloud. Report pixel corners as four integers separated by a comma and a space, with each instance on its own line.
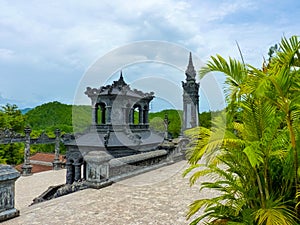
0, 0, 299, 111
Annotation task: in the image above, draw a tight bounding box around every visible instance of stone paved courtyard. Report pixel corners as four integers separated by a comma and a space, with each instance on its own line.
2, 160, 213, 225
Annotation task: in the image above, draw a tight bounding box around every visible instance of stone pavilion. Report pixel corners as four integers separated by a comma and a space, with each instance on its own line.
64, 72, 167, 187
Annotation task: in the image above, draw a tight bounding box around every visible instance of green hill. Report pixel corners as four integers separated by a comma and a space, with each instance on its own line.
25, 102, 183, 137
25, 101, 214, 138
25, 101, 91, 134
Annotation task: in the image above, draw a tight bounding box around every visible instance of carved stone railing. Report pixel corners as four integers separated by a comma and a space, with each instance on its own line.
0, 128, 67, 175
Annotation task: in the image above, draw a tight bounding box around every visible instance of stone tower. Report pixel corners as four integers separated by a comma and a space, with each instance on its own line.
182, 52, 199, 130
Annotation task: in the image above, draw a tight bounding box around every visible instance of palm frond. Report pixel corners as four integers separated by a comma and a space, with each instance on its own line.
254, 198, 297, 225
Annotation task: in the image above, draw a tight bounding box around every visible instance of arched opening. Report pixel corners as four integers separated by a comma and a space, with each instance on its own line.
96, 102, 106, 124
133, 104, 142, 125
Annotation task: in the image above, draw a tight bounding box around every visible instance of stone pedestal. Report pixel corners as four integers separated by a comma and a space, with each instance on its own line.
0, 165, 20, 222
21, 163, 32, 176
52, 160, 62, 170
84, 151, 113, 189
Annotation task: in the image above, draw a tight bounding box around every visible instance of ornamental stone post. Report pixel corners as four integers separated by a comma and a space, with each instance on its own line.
52, 129, 62, 170
21, 127, 32, 176
0, 165, 20, 221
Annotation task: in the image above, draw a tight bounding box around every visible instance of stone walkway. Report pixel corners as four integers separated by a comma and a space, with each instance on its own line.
3, 161, 213, 225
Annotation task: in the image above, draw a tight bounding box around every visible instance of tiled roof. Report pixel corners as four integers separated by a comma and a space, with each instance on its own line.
15, 164, 53, 174
15, 153, 65, 174
30, 152, 64, 162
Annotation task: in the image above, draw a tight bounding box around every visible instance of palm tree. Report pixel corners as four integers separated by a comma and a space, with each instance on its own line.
184, 36, 300, 224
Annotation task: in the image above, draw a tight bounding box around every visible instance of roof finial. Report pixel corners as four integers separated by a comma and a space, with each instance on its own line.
189, 52, 193, 66
114, 70, 127, 86
120, 70, 124, 80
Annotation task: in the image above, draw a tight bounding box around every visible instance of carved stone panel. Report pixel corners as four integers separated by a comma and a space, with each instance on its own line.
0, 165, 20, 221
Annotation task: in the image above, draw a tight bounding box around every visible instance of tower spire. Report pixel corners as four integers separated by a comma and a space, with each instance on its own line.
182, 52, 200, 131
185, 52, 196, 80
120, 70, 124, 81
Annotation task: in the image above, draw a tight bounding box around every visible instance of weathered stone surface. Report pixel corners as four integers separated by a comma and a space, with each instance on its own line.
84, 151, 113, 188
2, 161, 214, 225
109, 150, 168, 167
84, 151, 114, 164
0, 165, 20, 181
0, 165, 20, 222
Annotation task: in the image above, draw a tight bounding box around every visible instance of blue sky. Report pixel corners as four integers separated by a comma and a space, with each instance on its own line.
0, 0, 299, 112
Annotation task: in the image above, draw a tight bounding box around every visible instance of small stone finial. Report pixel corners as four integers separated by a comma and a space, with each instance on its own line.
114, 70, 127, 87
120, 70, 124, 80
185, 52, 196, 81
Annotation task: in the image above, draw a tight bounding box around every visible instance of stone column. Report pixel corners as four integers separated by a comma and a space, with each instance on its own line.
106, 106, 112, 124
143, 108, 149, 125
101, 105, 106, 124
129, 108, 134, 125
0, 165, 20, 222
125, 107, 130, 124
83, 161, 87, 180
92, 104, 97, 125
21, 127, 32, 176
52, 129, 62, 170
138, 108, 143, 124
121, 107, 127, 125
65, 162, 74, 184
74, 163, 81, 182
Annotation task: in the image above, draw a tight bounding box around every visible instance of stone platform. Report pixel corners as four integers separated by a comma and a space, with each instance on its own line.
2, 161, 214, 225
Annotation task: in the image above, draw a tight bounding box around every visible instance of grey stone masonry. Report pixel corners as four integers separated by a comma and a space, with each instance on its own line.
0, 165, 20, 222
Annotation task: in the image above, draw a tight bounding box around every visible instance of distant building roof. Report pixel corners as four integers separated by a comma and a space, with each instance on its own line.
15, 153, 65, 174
30, 152, 63, 163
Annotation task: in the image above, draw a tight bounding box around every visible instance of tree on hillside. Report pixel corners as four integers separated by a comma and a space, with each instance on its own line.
0, 104, 26, 164
184, 36, 300, 224
0, 104, 25, 131
149, 109, 182, 137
